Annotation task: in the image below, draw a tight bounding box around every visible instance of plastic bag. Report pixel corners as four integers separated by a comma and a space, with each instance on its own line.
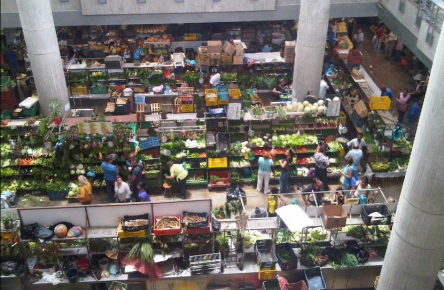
21, 223, 38, 240
226, 185, 246, 202
42, 272, 61, 285
212, 219, 221, 232
356, 248, 370, 263
33, 227, 54, 241
1, 261, 17, 274
67, 226, 83, 237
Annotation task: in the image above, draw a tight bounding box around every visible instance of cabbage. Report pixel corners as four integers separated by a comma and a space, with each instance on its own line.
77, 164, 84, 169
333, 97, 340, 101
70, 170, 76, 174
303, 101, 310, 107
318, 106, 325, 113
272, 136, 278, 141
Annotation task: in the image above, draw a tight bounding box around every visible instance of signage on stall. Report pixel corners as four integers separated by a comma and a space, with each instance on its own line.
227, 103, 242, 120
327, 100, 341, 117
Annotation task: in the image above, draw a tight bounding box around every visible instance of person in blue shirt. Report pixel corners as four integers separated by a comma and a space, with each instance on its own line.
101, 155, 118, 202
257, 151, 274, 194
5, 45, 20, 79
137, 182, 151, 202
327, 26, 335, 48
262, 43, 273, 53
406, 98, 422, 134
129, 158, 144, 201
380, 85, 394, 99
345, 143, 363, 173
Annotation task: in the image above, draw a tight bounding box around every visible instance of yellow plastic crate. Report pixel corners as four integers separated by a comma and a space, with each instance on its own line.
118, 229, 147, 238
182, 104, 194, 113
205, 89, 218, 106
208, 157, 228, 168
184, 33, 197, 41
71, 86, 88, 95
370, 96, 391, 110
258, 268, 277, 280
229, 89, 241, 99
218, 98, 228, 105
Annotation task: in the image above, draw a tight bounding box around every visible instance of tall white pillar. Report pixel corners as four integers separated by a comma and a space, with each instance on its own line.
377, 30, 444, 290
16, 0, 69, 116
292, 0, 331, 101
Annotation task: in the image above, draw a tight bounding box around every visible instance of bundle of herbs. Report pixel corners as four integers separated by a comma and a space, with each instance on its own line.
126, 237, 154, 264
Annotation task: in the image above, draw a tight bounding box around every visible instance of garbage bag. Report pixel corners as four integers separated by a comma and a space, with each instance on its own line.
212, 219, 221, 232
226, 185, 246, 202
21, 223, 38, 240
345, 240, 361, 254
356, 248, 370, 263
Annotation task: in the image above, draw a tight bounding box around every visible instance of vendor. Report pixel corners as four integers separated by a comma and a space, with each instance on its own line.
347, 132, 367, 151
272, 79, 287, 100
126, 153, 145, 179
250, 207, 268, 218
165, 161, 188, 199
302, 177, 328, 206
267, 187, 285, 217
1, 191, 15, 209
77, 175, 93, 204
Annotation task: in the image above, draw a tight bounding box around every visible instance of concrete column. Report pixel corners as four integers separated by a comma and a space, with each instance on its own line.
292, 0, 331, 101
16, 0, 69, 117
377, 30, 444, 290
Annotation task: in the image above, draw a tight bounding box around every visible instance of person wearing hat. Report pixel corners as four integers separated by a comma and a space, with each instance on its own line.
314, 146, 330, 189
165, 161, 188, 199
101, 154, 119, 202
250, 207, 267, 218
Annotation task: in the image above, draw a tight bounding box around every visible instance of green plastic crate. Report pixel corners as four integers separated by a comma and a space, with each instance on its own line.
22, 102, 39, 116
91, 85, 108, 94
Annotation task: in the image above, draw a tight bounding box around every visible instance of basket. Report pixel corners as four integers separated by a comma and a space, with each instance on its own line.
208, 157, 228, 168
153, 216, 181, 235
276, 243, 298, 270
361, 204, 392, 225
123, 213, 150, 232
139, 137, 160, 150
280, 93, 292, 102
255, 239, 278, 269
22, 102, 39, 116
304, 267, 326, 290
208, 170, 230, 187
108, 281, 127, 290
369, 96, 391, 110
287, 281, 309, 290
181, 211, 208, 228
71, 86, 88, 95
261, 279, 281, 290
259, 268, 277, 280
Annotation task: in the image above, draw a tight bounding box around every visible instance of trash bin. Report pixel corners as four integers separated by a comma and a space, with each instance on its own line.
66, 268, 78, 283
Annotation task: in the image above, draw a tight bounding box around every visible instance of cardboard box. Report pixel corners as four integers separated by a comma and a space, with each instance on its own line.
210, 52, 221, 60
284, 41, 296, 55
207, 41, 222, 53
234, 42, 245, 55
322, 205, 347, 228
198, 46, 209, 54
233, 55, 244, 64
353, 99, 369, 118
198, 52, 210, 60
221, 52, 232, 63
210, 58, 221, 65
284, 55, 295, 63
222, 41, 236, 56
198, 57, 210, 66
351, 68, 363, 80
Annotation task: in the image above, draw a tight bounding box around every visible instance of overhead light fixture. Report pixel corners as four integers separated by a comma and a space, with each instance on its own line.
175, 0, 184, 2
213, 0, 221, 2
98, 0, 107, 3
60, 0, 69, 2
138, 0, 146, 2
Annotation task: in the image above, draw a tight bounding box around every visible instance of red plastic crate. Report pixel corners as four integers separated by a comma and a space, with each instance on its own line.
153, 216, 181, 235
208, 170, 230, 187
185, 217, 212, 234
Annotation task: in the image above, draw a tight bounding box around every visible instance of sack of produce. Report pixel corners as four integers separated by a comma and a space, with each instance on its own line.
67, 226, 83, 237
54, 224, 68, 238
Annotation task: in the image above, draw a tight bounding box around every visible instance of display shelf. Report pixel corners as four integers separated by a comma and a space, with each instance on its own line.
87, 227, 118, 239
51, 231, 87, 241
69, 94, 109, 100
58, 246, 88, 256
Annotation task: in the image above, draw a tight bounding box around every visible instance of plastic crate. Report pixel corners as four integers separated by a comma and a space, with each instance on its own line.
123, 213, 150, 232
91, 85, 108, 94
229, 89, 241, 99
135, 96, 146, 104
208, 170, 230, 187
22, 102, 39, 116
205, 89, 218, 106
255, 239, 278, 269
186, 222, 211, 234
276, 243, 298, 270
361, 204, 392, 226
287, 281, 309, 290
139, 137, 160, 150
208, 107, 226, 118
280, 93, 292, 102
369, 96, 391, 110
217, 86, 229, 105
182, 211, 208, 228
304, 267, 326, 290
153, 216, 181, 235
118, 229, 147, 238
71, 86, 88, 95
208, 157, 228, 168
261, 278, 280, 289
182, 104, 194, 112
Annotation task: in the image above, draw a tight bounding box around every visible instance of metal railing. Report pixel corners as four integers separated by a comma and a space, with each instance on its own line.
412, 0, 444, 31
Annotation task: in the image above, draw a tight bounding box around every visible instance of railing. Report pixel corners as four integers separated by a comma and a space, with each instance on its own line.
412, 0, 443, 31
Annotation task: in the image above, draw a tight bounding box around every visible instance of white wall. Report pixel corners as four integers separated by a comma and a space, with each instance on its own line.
416, 19, 440, 60
0, 0, 81, 13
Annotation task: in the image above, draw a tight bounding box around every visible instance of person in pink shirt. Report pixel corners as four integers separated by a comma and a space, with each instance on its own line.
397, 88, 411, 124
394, 39, 403, 62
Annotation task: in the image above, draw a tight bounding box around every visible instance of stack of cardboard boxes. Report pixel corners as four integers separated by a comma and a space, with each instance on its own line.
284, 41, 296, 63
208, 41, 222, 65
198, 40, 247, 66
233, 40, 246, 65
198, 46, 210, 66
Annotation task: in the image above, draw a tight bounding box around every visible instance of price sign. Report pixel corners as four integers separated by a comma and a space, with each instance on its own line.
311, 114, 318, 118
227, 103, 242, 120
327, 100, 341, 117
11, 126, 17, 130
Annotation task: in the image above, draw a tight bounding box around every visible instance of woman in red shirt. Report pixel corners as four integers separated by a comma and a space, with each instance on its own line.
373, 24, 384, 53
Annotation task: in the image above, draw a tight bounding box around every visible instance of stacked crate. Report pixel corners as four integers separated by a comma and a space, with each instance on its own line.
198, 46, 210, 66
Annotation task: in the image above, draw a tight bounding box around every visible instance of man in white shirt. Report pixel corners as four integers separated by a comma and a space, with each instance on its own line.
347, 132, 367, 151
209, 72, 221, 88
319, 79, 329, 100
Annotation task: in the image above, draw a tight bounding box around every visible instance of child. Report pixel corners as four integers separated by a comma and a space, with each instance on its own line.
137, 182, 151, 202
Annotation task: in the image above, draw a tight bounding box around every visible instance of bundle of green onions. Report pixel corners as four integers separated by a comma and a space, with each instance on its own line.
126, 238, 154, 263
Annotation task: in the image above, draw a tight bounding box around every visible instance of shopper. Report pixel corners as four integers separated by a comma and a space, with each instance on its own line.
373, 23, 384, 53
384, 31, 397, 59
341, 157, 358, 192
302, 177, 328, 206
1, 191, 15, 209
129, 158, 144, 201
102, 155, 118, 202
126, 153, 145, 180
380, 85, 394, 99
209, 71, 221, 88
279, 149, 294, 193
347, 132, 367, 151
137, 182, 151, 202
393, 38, 403, 62
267, 187, 284, 217
272, 79, 287, 100
262, 43, 273, 53
165, 161, 188, 199
397, 88, 411, 124
257, 151, 273, 194
114, 176, 132, 203
353, 176, 372, 198
387, 196, 397, 203
355, 29, 364, 51
333, 188, 348, 205
250, 207, 267, 218
314, 146, 330, 189
5, 45, 20, 79
327, 26, 335, 48
345, 143, 363, 173
406, 98, 422, 135
77, 175, 93, 204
